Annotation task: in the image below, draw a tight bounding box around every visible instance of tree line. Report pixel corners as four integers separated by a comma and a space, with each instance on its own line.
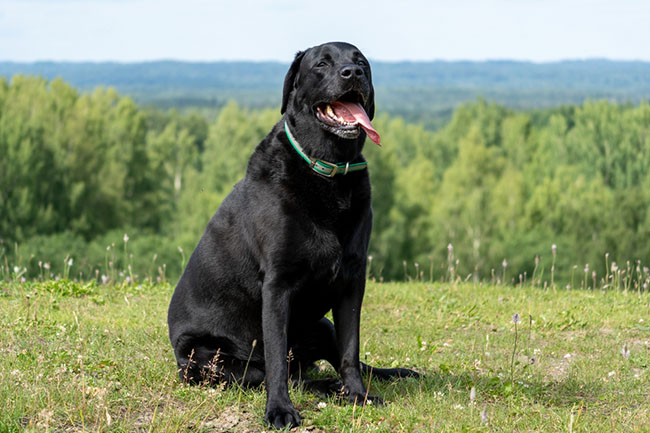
2, 75, 650, 286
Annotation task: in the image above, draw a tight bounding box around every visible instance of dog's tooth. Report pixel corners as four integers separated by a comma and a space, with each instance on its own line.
326, 104, 335, 118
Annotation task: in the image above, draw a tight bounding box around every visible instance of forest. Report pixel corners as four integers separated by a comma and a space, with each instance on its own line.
2, 74, 650, 285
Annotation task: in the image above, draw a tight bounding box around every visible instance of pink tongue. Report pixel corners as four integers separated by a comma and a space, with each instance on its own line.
330, 101, 381, 146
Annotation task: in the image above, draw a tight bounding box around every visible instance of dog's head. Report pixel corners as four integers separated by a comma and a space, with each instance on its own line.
281, 42, 379, 158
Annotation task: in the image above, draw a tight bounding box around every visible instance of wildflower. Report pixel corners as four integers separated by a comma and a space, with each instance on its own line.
481, 407, 489, 424
13, 266, 19, 274
469, 386, 476, 403
584, 264, 589, 273
317, 401, 327, 409
502, 259, 508, 268
552, 244, 557, 256
447, 243, 453, 253
178, 246, 183, 254
621, 344, 630, 359
43, 262, 50, 270
68, 258, 73, 267
608, 370, 616, 377
535, 255, 540, 265
123, 233, 129, 243
512, 313, 520, 324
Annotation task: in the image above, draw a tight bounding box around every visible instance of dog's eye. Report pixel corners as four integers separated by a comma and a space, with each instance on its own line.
357, 60, 367, 66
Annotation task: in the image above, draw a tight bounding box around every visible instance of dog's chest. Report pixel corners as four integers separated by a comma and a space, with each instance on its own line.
304, 225, 344, 279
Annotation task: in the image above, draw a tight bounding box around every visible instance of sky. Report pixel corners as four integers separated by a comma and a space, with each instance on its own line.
1, 0, 649, 63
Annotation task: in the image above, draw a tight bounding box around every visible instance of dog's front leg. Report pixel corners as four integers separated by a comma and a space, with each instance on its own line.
261, 278, 301, 429
333, 279, 383, 406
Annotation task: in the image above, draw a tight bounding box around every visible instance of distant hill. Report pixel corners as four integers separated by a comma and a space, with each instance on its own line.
2, 60, 650, 129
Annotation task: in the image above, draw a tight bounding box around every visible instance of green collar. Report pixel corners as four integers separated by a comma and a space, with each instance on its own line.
284, 121, 367, 178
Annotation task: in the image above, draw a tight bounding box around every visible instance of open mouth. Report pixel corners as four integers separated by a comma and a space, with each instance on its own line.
314, 91, 380, 145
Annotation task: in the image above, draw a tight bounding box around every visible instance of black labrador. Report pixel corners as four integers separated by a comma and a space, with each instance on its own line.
167, 41, 417, 429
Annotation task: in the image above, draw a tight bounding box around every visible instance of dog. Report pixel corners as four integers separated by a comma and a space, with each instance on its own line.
167, 42, 417, 429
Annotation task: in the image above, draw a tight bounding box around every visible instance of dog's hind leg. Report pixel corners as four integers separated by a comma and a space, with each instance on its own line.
290, 317, 341, 370
174, 334, 265, 387
287, 317, 346, 396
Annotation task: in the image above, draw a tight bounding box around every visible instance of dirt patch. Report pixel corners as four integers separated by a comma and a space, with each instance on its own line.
199, 407, 330, 433
543, 353, 574, 381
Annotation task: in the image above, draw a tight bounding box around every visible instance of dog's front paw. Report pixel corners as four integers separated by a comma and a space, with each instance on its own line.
264, 402, 301, 430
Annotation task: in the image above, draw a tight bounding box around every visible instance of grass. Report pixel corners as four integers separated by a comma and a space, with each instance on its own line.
0, 279, 648, 432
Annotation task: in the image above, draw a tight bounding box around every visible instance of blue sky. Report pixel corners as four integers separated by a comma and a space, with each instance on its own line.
1, 0, 649, 62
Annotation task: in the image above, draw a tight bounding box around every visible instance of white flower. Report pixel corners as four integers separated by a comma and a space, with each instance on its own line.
123, 233, 129, 243
68, 258, 73, 267
43, 262, 50, 270
469, 386, 476, 403
101, 275, 108, 284
481, 408, 489, 424
502, 259, 508, 268
552, 244, 557, 255
317, 401, 327, 409
447, 243, 453, 252
608, 370, 616, 377
13, 266, 19, 274
621, 344, 630, 359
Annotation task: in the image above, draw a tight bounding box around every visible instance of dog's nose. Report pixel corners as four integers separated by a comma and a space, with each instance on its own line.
340, 65, 364, 79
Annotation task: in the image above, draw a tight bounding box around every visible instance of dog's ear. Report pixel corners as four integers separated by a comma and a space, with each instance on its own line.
366, 84, 375, 121
281, 50, 306, 114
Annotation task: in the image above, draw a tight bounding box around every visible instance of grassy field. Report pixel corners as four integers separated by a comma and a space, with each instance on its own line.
1, 279, 648, 432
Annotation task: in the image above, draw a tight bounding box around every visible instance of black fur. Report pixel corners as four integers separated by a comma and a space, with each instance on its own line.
167, 42, 416, 430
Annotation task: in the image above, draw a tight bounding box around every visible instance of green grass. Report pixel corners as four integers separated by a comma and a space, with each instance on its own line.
1, 280, 648, 432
